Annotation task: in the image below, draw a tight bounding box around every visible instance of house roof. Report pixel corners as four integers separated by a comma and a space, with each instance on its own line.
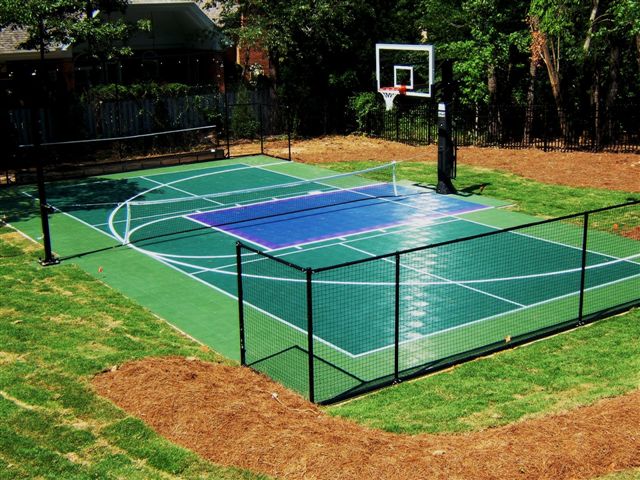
0, 26, 71, 60
0, 1, 225, 61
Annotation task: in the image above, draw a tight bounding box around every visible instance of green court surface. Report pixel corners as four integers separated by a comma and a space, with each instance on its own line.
2, 155, 638, 402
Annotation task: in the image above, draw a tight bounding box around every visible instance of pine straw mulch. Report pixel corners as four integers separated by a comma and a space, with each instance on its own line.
239, 135, 640, 192
93, 356, 640, 480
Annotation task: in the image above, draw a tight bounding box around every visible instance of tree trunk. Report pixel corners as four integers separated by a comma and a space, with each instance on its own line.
604, 44, 621, 144
540, 35, 568, 140
636, 35, 640, 71
529, 16, 569, 141
524, 57, 537, 145
592, 69, 600, 149
487, 63, 499, 143
583, 0, 599, 53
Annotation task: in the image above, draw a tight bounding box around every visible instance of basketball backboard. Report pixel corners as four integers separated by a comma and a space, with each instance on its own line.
375, 43, 435, 99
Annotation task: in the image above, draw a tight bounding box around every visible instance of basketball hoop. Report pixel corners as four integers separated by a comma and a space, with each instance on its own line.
379, 86, 407, 111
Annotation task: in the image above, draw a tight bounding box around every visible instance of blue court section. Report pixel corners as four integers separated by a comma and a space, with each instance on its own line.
187, 184, 488, 250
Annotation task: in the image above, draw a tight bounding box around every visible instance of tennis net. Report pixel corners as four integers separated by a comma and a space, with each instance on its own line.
119, 162, 398, 245
18, 125, 219, 174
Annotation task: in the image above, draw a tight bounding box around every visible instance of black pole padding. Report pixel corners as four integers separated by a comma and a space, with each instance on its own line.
436, 101, 457, 194
436, 59, 457, 194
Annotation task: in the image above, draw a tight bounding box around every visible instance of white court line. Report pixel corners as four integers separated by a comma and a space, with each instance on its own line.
461, 216, 637, 266
140, 176, 224, 206
345, 271, 640, 358
190, 217, 464, 269
341, 243, 526, 308
21, 191, 121, 244
117, 236, 358, 358
185, 215, 273, 251
183, 252, 640, 288
107, 161, 291, 240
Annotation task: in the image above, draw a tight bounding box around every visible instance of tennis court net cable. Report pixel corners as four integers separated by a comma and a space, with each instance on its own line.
118, 161, 398, 245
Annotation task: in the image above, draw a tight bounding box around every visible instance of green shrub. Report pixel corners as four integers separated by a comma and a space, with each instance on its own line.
348, 92, 380, 132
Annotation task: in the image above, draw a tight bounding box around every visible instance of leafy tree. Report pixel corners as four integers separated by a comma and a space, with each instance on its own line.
0, 0, 147, 61
213, 0, 421, 134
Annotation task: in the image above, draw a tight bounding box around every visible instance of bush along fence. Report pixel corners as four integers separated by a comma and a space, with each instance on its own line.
237, 201, 640, 404
359, 102, 640, 152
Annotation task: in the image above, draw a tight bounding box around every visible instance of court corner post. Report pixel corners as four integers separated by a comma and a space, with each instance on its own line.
394, 252, 401, 383
577, 213, 589, 325
306, 268, 315, 403
236, 242, 246, 365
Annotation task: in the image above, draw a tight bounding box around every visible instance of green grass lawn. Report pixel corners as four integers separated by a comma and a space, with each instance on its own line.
1, 156, 639, 479
0, 229, 269, 480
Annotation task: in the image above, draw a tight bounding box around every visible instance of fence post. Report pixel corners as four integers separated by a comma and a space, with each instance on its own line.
394, 252, 401, 382
395, 110, 400, 142
259, 103, 264, 154
543, 105, 549, 152
236, 243, 246, 365
577, 213, 589, 324
225, 94, 231, 157
306, 268, 315, 403
287, 105, 293, 161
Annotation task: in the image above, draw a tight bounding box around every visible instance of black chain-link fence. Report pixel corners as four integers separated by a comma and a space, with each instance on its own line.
238, 201, 640, 403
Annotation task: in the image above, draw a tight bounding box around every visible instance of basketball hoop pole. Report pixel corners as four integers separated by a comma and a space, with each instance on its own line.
436, 60, 457, 195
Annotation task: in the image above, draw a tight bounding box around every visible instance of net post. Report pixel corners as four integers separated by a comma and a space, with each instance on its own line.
306, 268, 315, 403
259, 103, 264, 155
394, 252, 401, 383
236, 242, 247, 365
577, 212, 589, 324
36, 160, 58, 266
123, 202, 132, 245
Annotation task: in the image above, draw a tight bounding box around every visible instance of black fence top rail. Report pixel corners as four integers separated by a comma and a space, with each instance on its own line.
237, 241, 308, 272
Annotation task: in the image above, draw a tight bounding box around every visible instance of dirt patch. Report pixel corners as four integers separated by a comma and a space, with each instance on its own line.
236, 135, 640, 192
623, 226, 640, 240
94, 356, 640, 480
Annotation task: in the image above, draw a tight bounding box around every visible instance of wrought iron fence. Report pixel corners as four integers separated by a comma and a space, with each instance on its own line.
237, 201, 640, 404
1, 100, 291, 185
368, 103, 640, 152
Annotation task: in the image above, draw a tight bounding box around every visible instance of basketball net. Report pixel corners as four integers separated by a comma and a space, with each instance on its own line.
379, 86, 407, 111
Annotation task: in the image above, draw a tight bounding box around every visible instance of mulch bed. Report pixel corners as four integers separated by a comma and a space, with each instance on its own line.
93, 356, 640, 480
235, 135, 640, 192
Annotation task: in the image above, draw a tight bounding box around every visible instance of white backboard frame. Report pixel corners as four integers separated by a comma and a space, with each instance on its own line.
376, 43, 435, 98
